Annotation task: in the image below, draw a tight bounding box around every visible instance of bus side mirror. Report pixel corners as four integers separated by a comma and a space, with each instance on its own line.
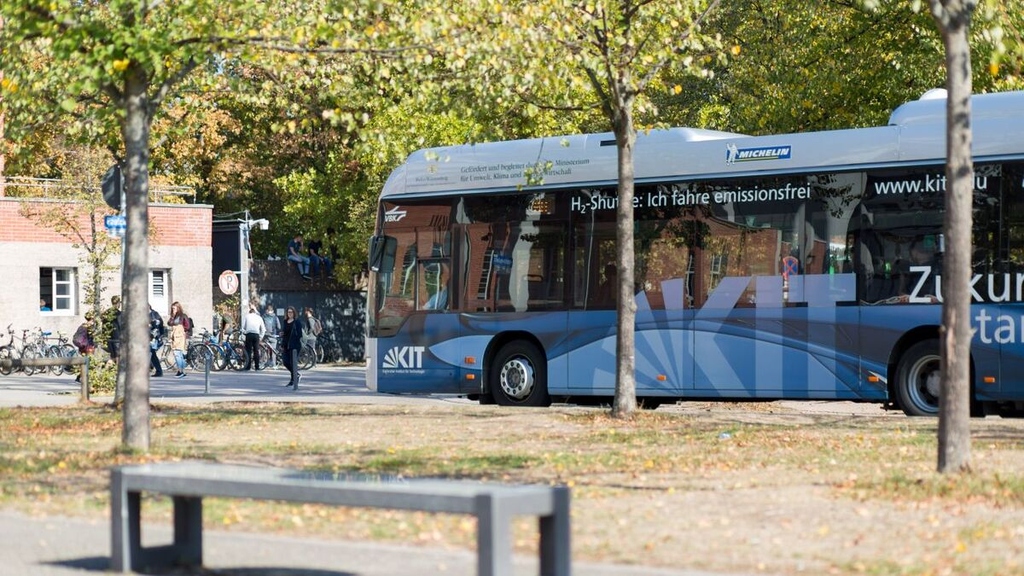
368, 236, 397, 273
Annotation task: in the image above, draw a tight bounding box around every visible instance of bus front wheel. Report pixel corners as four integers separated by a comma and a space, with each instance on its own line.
895, 340, 941, 417
490, 342, 551, 407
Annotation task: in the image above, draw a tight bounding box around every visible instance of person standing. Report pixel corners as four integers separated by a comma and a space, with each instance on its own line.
287, 233, 311, 280
101, 295, 122, 362
281, 306, 305, 389
167, 301, 190, 379
148, 305, 166, 377
262, 305, 281, 368
241, 305, 266, 370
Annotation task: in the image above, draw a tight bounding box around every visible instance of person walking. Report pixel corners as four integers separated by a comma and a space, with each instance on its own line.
241, 305, 266, 370
167, 301, 190, 379
262, 305, 281, 368
148, 305, 166, 377
301, 307, 322, 357
281, 306, 305, 389
72, 312, 97, 383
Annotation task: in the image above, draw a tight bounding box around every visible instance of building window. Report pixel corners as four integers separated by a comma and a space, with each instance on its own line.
40, 267, 76, 314
149, 270, 169, 315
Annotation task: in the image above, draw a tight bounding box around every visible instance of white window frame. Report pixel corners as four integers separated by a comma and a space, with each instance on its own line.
40, 267, 76, 316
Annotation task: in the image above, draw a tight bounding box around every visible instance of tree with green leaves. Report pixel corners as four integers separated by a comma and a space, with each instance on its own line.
0, 0, 485, 449
15, 147, 121, 323
446, 0, 723, 417
1, 0, 285, 451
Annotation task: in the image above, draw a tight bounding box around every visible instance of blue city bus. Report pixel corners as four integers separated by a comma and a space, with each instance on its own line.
366, 90, 1024, 416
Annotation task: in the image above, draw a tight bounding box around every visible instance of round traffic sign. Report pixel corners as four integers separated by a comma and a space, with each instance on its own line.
218, 270, 239, 295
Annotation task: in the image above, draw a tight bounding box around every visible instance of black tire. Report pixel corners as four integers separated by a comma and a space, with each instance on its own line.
258, 342, 275, 369
228, 344, 248, 371
0, 346, 14, 376
45, 345, 65, 376
22, 345, 41, 376
299, 345, 316, 370
895, 340, 941, 417
187, 343, 215, 371
489, 341, 550, 407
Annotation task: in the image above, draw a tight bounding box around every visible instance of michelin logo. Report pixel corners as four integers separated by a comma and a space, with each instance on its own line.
726, 143, 792, 165
383, 346, 425, 370
384, 206, 407, 223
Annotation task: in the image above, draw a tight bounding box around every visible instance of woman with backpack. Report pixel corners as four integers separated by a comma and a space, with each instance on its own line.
167, 301, 192, 379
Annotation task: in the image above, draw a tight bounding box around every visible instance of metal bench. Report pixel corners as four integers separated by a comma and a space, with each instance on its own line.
110, 461, 570, 576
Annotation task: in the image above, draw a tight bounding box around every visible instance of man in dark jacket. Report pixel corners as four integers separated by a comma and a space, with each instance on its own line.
101, 295, 122, 362
148, 305, 166, 377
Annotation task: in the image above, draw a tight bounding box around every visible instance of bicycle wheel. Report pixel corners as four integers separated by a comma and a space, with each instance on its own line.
298, 344, 316, 370
159, 343, 176, 371
21, 344, 41, 376
257, 341, 275, 370
46, 345, 65, 376
209, 345, 227, 371
186, 343, 214, 371
315, 342, 325, 363
228, 343, 248, 371
0, 346, 14, 376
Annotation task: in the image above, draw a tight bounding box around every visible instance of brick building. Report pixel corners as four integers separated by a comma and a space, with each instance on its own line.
0, 196, 214, 341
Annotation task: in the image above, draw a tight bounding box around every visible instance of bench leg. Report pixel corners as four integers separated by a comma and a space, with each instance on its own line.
173, 495, 204, 566
539, 487, 571, 576
475, 493, 514, 576
110, 471, 141, 572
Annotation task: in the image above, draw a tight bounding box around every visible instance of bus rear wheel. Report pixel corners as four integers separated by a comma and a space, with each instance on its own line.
895, 340, 941, 417
490, 341, 550, 407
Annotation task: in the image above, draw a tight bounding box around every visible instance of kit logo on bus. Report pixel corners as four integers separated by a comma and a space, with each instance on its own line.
383, 345, 425, 371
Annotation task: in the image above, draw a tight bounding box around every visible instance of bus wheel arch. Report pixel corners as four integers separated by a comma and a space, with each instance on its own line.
484, 334, 551, 407
889, 329, 978, 417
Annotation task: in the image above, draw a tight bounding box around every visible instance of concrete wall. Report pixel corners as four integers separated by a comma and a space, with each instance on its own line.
0, 198, 213, 340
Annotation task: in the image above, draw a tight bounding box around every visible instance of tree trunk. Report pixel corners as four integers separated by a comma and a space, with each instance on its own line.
611, 92, 638, 419
121, 66, 152, 451
930, 0, 975, 474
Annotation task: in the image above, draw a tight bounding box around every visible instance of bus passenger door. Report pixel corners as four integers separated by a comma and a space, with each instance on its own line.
691, 178, 861, 399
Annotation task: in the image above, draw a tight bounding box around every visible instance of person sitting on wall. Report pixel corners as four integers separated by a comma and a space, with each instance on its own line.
287, 233, 311, 280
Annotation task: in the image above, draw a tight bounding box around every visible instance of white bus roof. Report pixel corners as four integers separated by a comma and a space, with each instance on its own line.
380, 90, 1024, 199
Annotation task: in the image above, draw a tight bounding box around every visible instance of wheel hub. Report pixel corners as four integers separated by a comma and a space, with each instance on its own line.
925, 370, 941, 399
500, 357, 534, 400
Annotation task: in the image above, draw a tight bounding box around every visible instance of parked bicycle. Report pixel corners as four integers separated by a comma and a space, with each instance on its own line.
185, 329, 220, 371
0, 325, 44, 376
262, 334, 313, 368
28, 327, 75, 376
46, 331, 79, 376
0, 325, 17, 376
206, 328, 248, 371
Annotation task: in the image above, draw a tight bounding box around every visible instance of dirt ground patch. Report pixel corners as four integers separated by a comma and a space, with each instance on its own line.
2, 399, 1024, 575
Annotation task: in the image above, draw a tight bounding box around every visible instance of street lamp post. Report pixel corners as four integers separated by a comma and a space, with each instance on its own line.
239, 212, 269, 321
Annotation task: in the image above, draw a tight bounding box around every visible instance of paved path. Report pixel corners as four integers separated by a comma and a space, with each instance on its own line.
1, 511, 733, 576
0, 364, 470, 407
0, 367, 749, 576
